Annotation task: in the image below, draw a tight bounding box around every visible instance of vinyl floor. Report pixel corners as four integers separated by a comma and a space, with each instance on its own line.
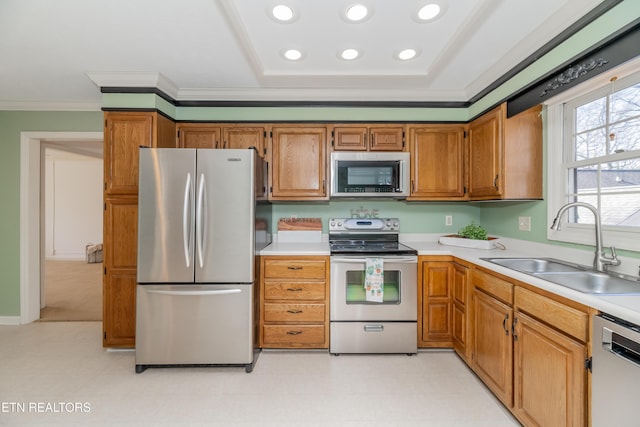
0, 321, 520, 426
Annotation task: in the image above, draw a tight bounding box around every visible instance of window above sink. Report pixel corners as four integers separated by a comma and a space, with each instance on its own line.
546, 57, 640, 252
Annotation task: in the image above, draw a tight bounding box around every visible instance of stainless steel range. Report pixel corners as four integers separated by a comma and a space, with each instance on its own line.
329, 218, 418, 355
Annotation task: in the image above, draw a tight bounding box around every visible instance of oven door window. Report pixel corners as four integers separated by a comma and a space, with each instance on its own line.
345, 270, 400, 304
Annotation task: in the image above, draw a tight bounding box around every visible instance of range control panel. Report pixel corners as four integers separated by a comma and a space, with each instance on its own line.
329, 218, 400, 233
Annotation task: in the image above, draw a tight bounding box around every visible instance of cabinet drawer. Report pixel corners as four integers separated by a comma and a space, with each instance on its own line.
262, 325, 326, 347
472, 268, 513, 305
264, 260, 326, 280
515, 286, 588, 342
263, 282, 326, 301
263, 303, 326, 322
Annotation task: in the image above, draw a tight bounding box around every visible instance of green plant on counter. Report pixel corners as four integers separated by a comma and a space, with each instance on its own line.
457, 222, 488, 240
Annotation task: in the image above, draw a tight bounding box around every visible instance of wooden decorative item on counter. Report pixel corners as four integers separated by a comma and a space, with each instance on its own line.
277, 218, 322, 243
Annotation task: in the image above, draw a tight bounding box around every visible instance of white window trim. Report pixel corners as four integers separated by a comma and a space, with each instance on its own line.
546, 57, 640, 252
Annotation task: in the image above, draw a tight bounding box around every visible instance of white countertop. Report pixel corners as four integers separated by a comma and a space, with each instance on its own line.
258, 234, 640, 325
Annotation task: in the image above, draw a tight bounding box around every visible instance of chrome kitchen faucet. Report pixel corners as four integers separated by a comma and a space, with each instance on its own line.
550, 202, 621, 273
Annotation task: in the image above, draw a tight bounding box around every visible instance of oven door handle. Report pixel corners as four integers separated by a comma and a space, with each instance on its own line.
331, 256, 417, 263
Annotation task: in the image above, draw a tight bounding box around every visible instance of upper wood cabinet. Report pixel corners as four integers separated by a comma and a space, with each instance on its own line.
104, 112, 176, 195
270, 125, 328, 200
407, 125, 467, 200
332, 124, 404, 151
468, 103, 542, 200
177, 123, 221, 149
177, 123, 267, 156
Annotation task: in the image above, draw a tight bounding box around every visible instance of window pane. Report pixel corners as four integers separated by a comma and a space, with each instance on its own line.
569, 166, 598, 193
600, 193, 640, 226
608, 117, 640, 153
575, 128, 606, 160
576, 97, 606, 133
601, 160, 640, 191
610, 83, 640, 122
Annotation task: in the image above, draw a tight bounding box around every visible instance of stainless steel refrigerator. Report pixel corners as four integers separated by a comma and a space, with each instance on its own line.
135, 148, 271, 373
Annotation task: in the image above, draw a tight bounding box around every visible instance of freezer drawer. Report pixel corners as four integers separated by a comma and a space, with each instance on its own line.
135, 284, 256, 372
330, 322, 417, 354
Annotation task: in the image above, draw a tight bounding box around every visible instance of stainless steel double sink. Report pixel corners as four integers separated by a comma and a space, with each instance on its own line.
481, 257, 640, 295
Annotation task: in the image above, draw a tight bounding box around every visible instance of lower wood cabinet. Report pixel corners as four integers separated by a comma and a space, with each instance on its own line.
260, 256, 330, 348
451, 261, 470, 361
419, 257, 453, 347
469, 266, 590, 427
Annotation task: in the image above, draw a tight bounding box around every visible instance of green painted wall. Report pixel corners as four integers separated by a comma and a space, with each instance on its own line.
272, 201, 480, 234
0, 111, 103, 316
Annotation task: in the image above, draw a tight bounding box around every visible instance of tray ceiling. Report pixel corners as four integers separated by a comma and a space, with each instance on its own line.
0, 0, 608, 108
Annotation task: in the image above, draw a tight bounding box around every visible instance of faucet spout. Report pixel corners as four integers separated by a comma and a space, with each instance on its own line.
550, 202, 621, 272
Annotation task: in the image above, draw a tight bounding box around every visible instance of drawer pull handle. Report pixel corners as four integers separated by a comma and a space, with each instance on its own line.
287, 309, 303, 314
287, 287, 303, 292
286, 330, 303, 335
287, 266, 303, 270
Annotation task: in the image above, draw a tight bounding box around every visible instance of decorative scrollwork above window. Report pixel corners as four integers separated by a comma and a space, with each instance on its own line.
540, 58, 609, 97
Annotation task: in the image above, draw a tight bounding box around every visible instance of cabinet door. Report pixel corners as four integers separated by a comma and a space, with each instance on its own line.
420, 261, 452, 346
103, 198, 138, 348
473, 288, 513, 407
104, 112, 154, 195
468, 105, 503, 199
513, 311, 586, 427
270, 126, 327, 200
452, 263, 469, 358
177, 124, 221, 148
104, 198, 138, 270
369, 126, 404, 151
333, 126, 368, 151
103, 269, 136, 347
222, 126, 266, 156
408, 125, 466, 199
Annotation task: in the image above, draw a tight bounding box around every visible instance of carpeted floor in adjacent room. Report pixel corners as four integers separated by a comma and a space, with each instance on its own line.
40, 260, 102, 321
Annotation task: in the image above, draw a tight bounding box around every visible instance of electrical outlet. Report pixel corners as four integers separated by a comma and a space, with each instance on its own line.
445, 215, 453, 226
518, 216, 531, 232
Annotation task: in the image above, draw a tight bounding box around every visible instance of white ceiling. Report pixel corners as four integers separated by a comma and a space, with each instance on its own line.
0, 0, 606, 109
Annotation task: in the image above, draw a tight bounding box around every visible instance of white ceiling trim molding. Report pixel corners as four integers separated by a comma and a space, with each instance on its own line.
216, 0, 266, 84
86, 71, 180, 99
175, 87, 468, 102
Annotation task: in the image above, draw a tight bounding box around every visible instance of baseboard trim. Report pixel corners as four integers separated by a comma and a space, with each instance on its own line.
0, 316, 22, 325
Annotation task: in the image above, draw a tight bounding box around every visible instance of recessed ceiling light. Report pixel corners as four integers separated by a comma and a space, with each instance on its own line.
397, 49, 417, 61
340, 49, 360, 60
346, 4, 368, 21
272, 5, 294, 22
417, 4, 441, 21
283, 49, 302, 60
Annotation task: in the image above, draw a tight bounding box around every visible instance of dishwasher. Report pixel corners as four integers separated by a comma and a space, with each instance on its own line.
592, 313, 640, 426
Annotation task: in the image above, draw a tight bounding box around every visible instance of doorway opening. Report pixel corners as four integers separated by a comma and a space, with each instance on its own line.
19, 132, 103, 324
40, 143, 103, 321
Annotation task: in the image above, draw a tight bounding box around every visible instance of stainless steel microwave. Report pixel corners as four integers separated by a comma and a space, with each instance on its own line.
330, 152, 410, 198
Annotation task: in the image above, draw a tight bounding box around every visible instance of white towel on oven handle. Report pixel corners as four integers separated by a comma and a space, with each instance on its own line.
364, 257, 384, 303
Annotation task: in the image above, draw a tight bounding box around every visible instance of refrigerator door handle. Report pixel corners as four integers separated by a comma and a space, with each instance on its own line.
146, 288, 242, 297
183, 172, 193, 267
196, 173, 206, 268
